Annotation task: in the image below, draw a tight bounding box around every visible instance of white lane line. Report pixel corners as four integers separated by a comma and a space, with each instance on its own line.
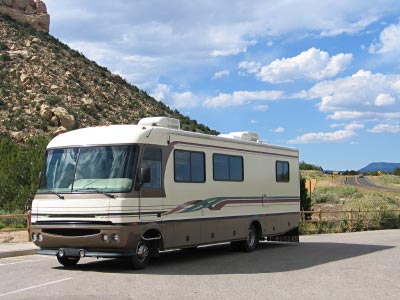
0, 278, 73, 298
0, 257, 53, 266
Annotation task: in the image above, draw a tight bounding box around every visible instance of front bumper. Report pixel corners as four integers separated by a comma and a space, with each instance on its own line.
31, 223, 142, 254
37, 248, 134, 258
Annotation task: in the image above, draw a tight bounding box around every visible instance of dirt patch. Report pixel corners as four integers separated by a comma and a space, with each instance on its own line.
0, 230, 29, 243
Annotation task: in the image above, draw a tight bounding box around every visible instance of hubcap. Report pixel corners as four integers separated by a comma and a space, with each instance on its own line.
137, 243, 149, 262
248, 229, 255, 247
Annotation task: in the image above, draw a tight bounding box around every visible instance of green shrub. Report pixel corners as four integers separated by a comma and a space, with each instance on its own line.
0, 136, 49, 212
0, 53, 10, 62
46, 96, 61, 106
0, 41, 8, 50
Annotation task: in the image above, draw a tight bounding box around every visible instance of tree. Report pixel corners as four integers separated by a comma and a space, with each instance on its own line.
299, 161, 323, 171
393, 168, 400, 176
0, 136, 48, 212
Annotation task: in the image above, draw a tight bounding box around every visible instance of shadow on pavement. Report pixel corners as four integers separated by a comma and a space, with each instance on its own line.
53, 240, 393, 275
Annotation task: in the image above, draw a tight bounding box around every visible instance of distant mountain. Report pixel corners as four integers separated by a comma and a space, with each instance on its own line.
359, 162, 400, 173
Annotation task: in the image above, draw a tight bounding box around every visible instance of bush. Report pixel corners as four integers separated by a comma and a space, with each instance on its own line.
0, 41, 9, 50
300, 176, 313, 220
46, 96, 61, 106
0, 136, 49, 212
0, 53, 10, 62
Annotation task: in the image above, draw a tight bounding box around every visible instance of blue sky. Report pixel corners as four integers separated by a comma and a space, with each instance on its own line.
45, 0, 400, 170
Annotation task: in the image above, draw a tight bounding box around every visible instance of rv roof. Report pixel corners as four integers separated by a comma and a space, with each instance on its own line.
46, 124, 298, 155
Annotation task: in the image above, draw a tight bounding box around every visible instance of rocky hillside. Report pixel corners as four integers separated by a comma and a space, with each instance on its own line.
0, 13, 218, 142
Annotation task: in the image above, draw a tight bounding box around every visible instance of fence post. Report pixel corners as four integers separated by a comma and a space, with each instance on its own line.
318, 209, 322, 222
349, 209, 353, 231
27, 210, 32, 241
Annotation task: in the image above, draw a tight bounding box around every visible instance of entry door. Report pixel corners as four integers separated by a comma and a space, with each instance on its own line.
139, 146, 164, 221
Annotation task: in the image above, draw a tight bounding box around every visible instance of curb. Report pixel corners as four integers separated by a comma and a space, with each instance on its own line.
0, 249, 37, 259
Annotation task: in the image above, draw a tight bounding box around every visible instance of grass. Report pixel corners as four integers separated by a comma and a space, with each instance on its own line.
300, 171, 400, 234
367, 174, 400, 188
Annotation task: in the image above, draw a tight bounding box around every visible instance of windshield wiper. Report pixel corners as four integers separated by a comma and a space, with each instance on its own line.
74, 188, 117, 199
50, 192, 64, 200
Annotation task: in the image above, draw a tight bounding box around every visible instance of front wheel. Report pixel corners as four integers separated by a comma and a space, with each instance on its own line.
131, 240, 150, 269
57, 256, 80, 267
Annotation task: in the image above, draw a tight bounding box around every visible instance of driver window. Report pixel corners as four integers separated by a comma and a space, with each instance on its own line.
141, 147, 162, 189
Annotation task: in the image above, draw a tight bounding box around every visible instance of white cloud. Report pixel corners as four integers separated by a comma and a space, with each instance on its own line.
274, 127, 285, 133
369, 23, 400, 54
306, 70, 400, 120
253, 48, 352, 83
288, 130, 355, 144
238, 61, 262, 74
250, 120, 259, 124
212, 70, 230, 80
253, 105, 269, 111
45, 0, 399, 89
368, 123, 400, 133
204, 90, 284, 108
288, 123, 363, 144
320, 16, 379, 37
150, 84, 198, 109
374, 93, 396, 106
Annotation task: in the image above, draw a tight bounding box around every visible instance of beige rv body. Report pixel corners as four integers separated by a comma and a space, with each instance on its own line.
31, 120, 300, 266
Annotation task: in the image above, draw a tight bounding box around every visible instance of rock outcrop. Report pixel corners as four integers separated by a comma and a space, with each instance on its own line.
0, 0, 50, 32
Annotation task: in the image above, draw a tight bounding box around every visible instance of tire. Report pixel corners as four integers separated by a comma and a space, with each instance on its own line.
131, 239, 150, 270
57, 256, 80, 267
231, 224, 259, 252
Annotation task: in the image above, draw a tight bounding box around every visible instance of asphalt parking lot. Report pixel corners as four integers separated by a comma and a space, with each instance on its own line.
0, 229, 399, 300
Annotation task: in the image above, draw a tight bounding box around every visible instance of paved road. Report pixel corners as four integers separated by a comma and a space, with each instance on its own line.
0, 230, 399, 300
345, 176, 397, 190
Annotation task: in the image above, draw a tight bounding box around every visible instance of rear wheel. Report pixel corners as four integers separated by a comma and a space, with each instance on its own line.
131, 240, 150, 269
231, 224, 259, 252
57, 256, 80, 267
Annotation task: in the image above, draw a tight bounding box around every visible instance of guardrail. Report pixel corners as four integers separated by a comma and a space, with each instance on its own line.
0, 211, 32, 241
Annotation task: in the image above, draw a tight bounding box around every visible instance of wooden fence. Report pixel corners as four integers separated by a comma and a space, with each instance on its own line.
0, 211, 31, 241
300, 209, 400, 233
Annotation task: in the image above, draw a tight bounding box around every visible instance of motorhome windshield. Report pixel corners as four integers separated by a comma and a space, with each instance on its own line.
38, 145, 137, 194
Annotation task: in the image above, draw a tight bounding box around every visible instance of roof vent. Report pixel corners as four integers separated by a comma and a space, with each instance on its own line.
138, 117, 181, 130
219, 131, 260, 142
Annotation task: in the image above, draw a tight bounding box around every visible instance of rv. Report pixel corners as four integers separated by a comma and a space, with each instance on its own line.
31, 117, 300, 269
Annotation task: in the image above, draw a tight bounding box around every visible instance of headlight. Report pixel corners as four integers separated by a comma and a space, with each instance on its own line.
32, 233, 37, 242
38, 234, 43, 242
112, 234, 120, 243
58, 249, 65, 257
102, 234, 109, 242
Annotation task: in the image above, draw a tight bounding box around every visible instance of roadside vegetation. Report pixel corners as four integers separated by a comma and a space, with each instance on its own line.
0, 135, 48, 214
300, 167, 400, 234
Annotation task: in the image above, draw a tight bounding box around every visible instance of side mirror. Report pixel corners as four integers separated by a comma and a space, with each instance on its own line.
140, 167, 151, 184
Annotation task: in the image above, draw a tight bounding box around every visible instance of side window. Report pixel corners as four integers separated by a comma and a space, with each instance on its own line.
276, 161, 289, 182
174, 150, 205, 183
213, 154, 243, 181
142, 147, 162, 189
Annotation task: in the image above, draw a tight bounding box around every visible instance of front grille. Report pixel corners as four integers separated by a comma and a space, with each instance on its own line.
42, 228, 100, 237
